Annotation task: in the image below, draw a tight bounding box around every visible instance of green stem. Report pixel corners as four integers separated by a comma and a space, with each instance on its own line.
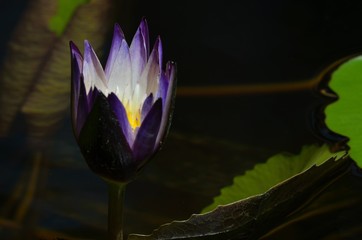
108, 183, 126, 240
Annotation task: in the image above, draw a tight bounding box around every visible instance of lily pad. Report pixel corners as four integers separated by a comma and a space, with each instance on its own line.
325, 56, 362, 167
128, 154, 351, 240
202, 144, 343, 213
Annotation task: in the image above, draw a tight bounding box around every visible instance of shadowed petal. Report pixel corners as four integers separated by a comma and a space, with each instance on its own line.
156, 72, 168, 103
130, 20, 148, 87
83, 40, 108, 94
75, 76, 89, 139
139, 37, 162, 97
155, 62, 177, 150
78, 93, 134, 182
133, 98, 162, 164
87, 86, 100, 110
108, 93, 134, 146
108, 39, 132, 97
141, 93, 153, 122
105, 24, 125, 79
70, 41, 83, 130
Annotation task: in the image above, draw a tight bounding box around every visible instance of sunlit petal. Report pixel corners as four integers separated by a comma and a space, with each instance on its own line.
105, 23, 125, 79
108, 40, 132, 98
130, 19, 148, 88
83, 40, 108, 94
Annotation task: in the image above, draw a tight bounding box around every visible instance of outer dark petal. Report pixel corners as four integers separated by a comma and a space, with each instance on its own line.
157, 71, 169, 104
87, 86, 100, 110
70, 41, 83, 132
141, 93, 153, 122
78, 93, 135, 183
132, 98, 162, 166
105, 23, 125, 79
75, 75, 89, 139
108, 93, 134, 146
155, 62, 177, 150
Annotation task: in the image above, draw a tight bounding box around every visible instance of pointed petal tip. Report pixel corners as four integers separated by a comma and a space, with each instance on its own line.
114, 23, 125, 37
167, 61, 176, 68
149, 36, 162, 60
139, 18, 148, 30
84, 40, 93, 55
69, 40, 76, 49
165, 61, 176, 79
84, 40, 99, 60
168, 61, 177, 70
84, 39, 91, 48
70, 41, 82, 56
155, 36, 162, 45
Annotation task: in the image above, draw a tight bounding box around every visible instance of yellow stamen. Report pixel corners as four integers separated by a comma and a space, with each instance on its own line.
125, 102, 141, 130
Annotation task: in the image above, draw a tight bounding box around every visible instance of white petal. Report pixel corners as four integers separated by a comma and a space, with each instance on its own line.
130, 23, 148, 88
139, 38, 162, 97
83, 40, 107, 94
108, 39, 132, 97
105, 24, 125, 79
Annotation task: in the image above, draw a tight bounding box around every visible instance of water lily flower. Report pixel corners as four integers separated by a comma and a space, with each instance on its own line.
70, 19, 176, 182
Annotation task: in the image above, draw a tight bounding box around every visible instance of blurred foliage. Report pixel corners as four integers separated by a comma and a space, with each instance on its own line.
0, 0, 114, 145
49, 0, 90, 36
326, 56, 362, 167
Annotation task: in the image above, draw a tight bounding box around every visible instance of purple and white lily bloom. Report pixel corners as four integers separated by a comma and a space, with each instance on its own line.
70, 19, 176, 182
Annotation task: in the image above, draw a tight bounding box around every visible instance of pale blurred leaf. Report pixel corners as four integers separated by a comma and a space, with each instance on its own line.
0, 0, 114, 142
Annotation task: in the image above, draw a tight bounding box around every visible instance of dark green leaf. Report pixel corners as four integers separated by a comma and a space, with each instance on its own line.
128, 155, 351, 240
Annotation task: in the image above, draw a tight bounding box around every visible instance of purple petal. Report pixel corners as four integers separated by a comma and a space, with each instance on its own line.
141, 93, 153, 122
140, 18, 150, 55
83, 40, 107, 94
156, 72, 168, 104
139, 37, 163, 96
108, 93, 134, 146
87, 86, 100, 110
130, 20, 148, 88
132, 98, 163, 164
75, 76, 90, 139
105, 24, 125, 79
70, 41, 83, 130
155, 62, 177, 149
78, 93, 134, 182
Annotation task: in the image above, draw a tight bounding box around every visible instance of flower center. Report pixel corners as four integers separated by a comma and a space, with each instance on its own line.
124, 102, 141, 130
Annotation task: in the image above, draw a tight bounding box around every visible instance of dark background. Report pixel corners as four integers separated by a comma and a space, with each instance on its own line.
1, 0, 362, 151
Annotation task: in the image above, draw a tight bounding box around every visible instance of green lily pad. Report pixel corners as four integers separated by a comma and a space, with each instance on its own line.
325, 56, 362, 167
202, 144, 343, 213
128, 153, 352, 240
